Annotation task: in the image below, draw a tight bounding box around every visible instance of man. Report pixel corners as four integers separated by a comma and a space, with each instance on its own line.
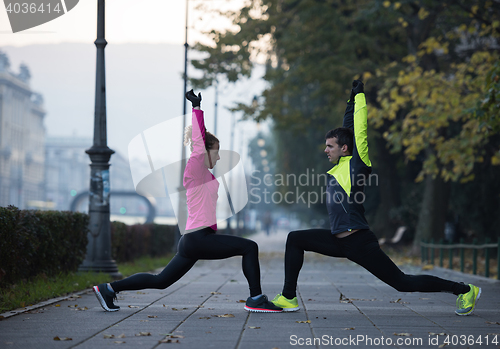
271, 80, 481, 316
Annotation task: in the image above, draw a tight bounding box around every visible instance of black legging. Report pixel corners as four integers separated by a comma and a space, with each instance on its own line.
111, 228, 262, 297
282, 229, 469, 299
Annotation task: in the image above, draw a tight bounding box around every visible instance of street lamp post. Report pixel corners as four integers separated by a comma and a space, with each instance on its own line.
174, 0, 190, 249
79, 0, 121, 278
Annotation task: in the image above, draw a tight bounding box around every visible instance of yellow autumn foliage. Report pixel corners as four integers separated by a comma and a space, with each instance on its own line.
371, 49, 499, 183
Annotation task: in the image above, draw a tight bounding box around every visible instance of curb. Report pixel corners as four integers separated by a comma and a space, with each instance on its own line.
0, 288, 92, 320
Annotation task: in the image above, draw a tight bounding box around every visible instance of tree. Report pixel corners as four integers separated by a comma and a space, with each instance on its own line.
189, 30, 253, 89
370, 1, 500, 249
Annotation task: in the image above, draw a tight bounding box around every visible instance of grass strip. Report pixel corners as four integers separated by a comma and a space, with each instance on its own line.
0, 255, 172, 313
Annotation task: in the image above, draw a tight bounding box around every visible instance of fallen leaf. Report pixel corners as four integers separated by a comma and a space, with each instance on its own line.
135, 332, 151, 337
128, 305, 140, 308
211, 292, 221, 295
438, 343, 447, 348
136, 291, 146, 294
172, 307, 188, 311
53, 336, 72, 341
147, 315, 158, 318
429, 332, 446, 336
343, 327, 355, 330
196, 305, 204, 308
296, 320, 311, 323
199, 316, 211, 319
159, 339, 180, 343
114, 341, 126, 344
20, 302, 25, 308
390, 299, 409, 304
117, 334, 126, 338
26, 309, 44, 314
55, 304, 60, 307
249, 326, 261, 329
103, 334, 115, 339
237, 300, 246, 303
486, 321, 500, 325
168, 335, 185, 338
422, 264, 434, 270
214, 314, 235, 318
393, 333, 412, 336
73, 307, 88, 311
308, 299, 314, 301
339, 294, 352, 303
68, 304, 78, 307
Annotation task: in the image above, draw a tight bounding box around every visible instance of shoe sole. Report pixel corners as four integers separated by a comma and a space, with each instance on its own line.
455, 287, 481, 316
93, 286, 119, 312
244, 306, 283, 313
271, 301, 299, 312
281, 307, 300, 312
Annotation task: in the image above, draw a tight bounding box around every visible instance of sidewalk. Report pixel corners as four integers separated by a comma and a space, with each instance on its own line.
1, 229, 499, 349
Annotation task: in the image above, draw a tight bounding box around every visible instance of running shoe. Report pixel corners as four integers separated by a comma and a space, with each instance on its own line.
271, 293, 300, 312
244, 294, 283, 312
93, 283, 120, 312
455, 284, 481, 316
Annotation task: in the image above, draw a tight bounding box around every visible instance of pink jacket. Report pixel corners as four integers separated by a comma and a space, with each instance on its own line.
183, 108, 218, 232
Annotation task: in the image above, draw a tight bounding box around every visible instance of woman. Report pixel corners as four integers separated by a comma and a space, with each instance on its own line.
93, 90, 281, 313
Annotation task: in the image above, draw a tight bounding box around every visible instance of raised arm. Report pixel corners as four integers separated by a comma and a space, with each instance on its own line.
351, 81, 371, 167
342, 98, 355, 130
191, 108, 207, 157
186, 89, 207, 157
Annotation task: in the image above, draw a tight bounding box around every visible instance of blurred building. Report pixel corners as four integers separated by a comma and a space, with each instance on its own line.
0, 51, 46, 209
44, 136, 137, 213
44, 136, 92, 210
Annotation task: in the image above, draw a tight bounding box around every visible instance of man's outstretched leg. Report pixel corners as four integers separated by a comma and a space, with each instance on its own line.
342, 230, 481, 316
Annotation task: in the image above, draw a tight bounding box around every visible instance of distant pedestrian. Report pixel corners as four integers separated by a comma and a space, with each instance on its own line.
93, 90, 282, 313
262, 211, 272, 236
271, 81, 480, 316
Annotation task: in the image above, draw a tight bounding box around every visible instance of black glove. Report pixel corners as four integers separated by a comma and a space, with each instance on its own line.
351, 80, 364, 100
185, 89, 202, 108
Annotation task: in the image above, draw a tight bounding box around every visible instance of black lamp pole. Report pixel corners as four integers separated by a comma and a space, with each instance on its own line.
174, 0, 190, 248
79, 0, 121, 278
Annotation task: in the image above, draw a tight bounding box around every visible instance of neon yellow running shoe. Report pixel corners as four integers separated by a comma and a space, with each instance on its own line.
455, 284, 481, 316
271, 293, 300, 312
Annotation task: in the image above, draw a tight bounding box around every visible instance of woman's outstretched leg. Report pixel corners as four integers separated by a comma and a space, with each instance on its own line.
110, 254, 197, 292
93, 235, 197, 312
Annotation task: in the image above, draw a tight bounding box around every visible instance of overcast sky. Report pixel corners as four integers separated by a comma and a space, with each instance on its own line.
0, 0, 242, 46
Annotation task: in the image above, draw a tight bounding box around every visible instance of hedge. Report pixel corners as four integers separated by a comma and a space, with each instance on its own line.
0, 205, 89, 287
110, 222, 176, 263
0, 206, 178, 287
